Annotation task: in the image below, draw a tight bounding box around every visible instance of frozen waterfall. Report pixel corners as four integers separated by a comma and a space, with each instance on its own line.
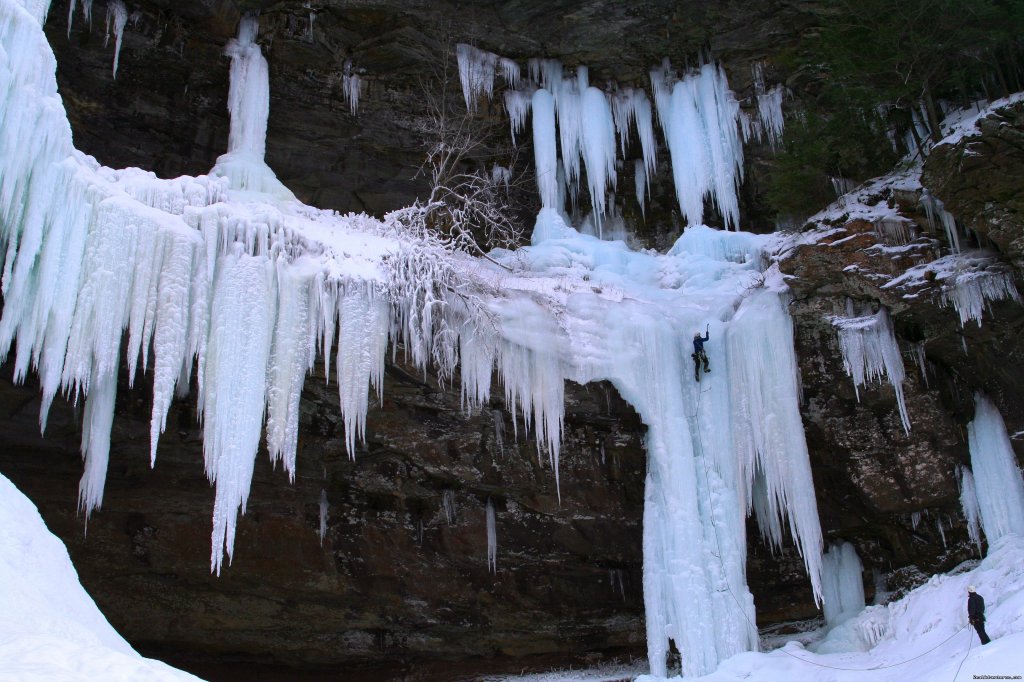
1, 2, 825, 678
966, 393, 1024, 545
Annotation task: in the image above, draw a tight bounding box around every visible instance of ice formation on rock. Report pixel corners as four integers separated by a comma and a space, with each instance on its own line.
485, 497, 497, 573
960, 467, 983, 554
210, 15, 295, 199
318, 488, 328, 545
751, 63, 786, 149
821, 541, 866, 627
456, 43, 498, 112
939, 266, 1020, 327
342, 59, 361, 116
967, 394, 1024, 545
1, 3, 828, 676
831, 304, 910, 434
103, 0, 126, 78
459, 49, 780, 234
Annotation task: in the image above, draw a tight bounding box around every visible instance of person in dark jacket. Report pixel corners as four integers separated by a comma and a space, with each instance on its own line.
967, 585, 991, 645
692, 325, 710, 381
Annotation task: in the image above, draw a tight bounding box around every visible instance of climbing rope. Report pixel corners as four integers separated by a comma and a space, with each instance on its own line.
685, 380, 975, 673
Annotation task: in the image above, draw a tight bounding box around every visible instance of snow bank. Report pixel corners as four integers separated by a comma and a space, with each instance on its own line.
0, 473, 200, 681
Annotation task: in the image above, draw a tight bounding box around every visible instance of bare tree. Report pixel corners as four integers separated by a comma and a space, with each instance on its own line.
414, 29, 535, 263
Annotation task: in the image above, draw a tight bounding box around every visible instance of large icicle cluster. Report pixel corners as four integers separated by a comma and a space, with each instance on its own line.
830, 304, 910, 433
0, 1, 490, 573
939, 265, 1020, 327
459, 45, 780, 232
4, 5, 830, 679
966, 393, 1024, 545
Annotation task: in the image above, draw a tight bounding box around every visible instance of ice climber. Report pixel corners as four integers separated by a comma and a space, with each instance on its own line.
967, 585, 991, 645
692, 325, 710, 381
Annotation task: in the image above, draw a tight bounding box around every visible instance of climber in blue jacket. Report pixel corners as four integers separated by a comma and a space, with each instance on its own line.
692, 324, 710, 381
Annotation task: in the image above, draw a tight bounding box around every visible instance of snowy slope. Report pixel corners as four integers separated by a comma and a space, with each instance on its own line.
0, 473, 202, 681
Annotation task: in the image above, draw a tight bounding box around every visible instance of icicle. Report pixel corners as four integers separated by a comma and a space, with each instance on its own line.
104, 0, 127, 78
939, 267, 1020, 327
920, 190, 961, 253
492, 408, 505, 455
202, 246, 277, 575
66, 0, 75, 35
456, 43, 498, 112
967, 393, 1024, 545
821, 542, 865, 627
756, 85, 785, 148
873, 217, 915, 245
79, 361, 119, 518
503, 88, 533, 145
149, 233, 204, 465
579, 86, 616, 233
556, 78, 583, 203
634, 158, 646, 219
831, 305, 910, 434
442, 489, 456, 526
959, 467, 983, 554
318, 489, 328, 545
265, 259, 317, 479
342, 59, 361, 116
485, 497, 497, 573
728, 284, 825, 603
910, 341, 929, 388
531, 88, 558, 210
335, 290, 389, 458
634, 91, 656, 183
498, 57, 519, 89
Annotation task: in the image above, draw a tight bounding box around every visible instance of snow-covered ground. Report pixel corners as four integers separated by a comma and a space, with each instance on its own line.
0, 473, 202, 681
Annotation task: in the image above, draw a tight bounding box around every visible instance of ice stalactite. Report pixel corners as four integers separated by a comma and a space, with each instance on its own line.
335, 289, 389, 458
579, 85, 617, 233
503, 88, 533, 145
752, 62, 785, 149
498, 57, 519, 89
967, 393, 1024, 545
103, 0, 126, 78
485, 497, 497, 573
831, 304, 910, 434
959, 467, 983, 554
202, 247, 277, 574
821, 541, 865, 628
920, 189, 962, 254
211, 14, 295, 199
531, 88, 559, 210
318, 489, 328, 546
756, 86, 785, 148
456, 43, 498, 112
634, 158, 647, 219
939, 267, 1020, 327
442, 489, 456, 525
651, 61, 744, 230
264, 259, 318, 477
342, 59, 361, 116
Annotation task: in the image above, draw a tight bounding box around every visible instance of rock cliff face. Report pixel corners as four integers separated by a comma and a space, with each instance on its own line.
0, 358, 648, 680
0, 1, 1022, 680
